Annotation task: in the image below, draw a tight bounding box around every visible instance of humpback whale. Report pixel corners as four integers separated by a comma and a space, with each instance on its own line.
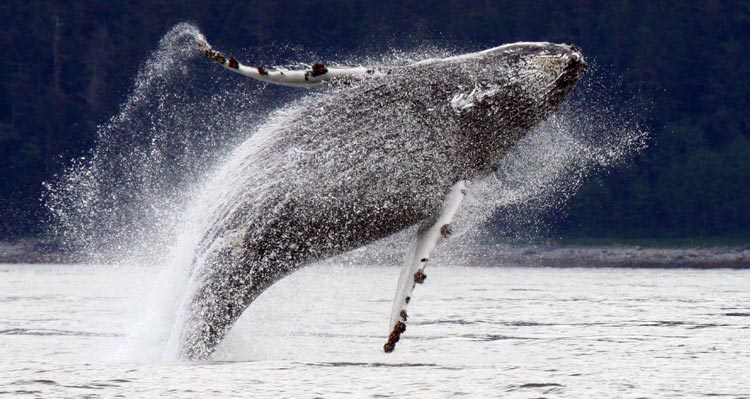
174, 39, 587, 359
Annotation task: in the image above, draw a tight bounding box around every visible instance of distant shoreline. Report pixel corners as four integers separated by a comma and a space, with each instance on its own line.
3, 238, 749, 268
451, 244, 750, 269
0, 239, 89, 264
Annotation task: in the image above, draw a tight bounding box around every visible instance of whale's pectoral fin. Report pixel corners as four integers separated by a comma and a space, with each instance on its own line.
384, 180, 469, 353
196, 38, 385, 88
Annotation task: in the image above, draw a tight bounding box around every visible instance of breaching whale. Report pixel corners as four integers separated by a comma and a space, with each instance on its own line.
174, 38, 587, 359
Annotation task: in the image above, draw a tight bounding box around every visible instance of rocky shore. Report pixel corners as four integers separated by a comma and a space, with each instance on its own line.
448, 244, 750, 269
343, 241, 750, 269
0, 240, 89, 264
3, 239, 749, 268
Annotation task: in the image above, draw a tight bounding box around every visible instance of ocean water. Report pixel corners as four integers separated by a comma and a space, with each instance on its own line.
1, 261, 749, 398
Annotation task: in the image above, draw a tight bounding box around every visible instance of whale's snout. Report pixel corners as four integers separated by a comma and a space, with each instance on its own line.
569, 44, 585, 64
529, 43, 586, 109
559, 45, 587, 87
568, 54, 586, 81
531, 43, 586, 81
564, 44, 587, 78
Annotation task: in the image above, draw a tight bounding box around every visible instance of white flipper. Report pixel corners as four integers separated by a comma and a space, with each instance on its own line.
384, 180, 469, 353
197, 39, 385, 88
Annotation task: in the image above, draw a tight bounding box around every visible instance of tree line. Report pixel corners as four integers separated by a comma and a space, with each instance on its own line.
1, 0, 748, 240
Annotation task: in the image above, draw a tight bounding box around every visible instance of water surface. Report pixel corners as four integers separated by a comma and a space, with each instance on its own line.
1, 263, 748, 398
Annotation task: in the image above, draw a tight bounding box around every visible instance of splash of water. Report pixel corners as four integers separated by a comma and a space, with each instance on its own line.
43, 23, 269, 263
453, 72, 648, 242
44, 23, 646, 360
43, 22, 276, 360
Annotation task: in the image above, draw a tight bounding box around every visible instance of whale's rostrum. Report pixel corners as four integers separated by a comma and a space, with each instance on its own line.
174, 39, 587, 359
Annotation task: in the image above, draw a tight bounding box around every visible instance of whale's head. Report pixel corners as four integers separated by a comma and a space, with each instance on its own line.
433, 42, 587, 170
494, 42, 587, 110
448, 42, 586, 116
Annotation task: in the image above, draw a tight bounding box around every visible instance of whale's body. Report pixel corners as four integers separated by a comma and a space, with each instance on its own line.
174, 42, 586, 359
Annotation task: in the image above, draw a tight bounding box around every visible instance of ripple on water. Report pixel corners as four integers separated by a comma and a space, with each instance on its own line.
0, 328, 118, 337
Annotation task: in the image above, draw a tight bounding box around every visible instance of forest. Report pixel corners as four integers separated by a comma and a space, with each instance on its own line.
1, 0, 749, 240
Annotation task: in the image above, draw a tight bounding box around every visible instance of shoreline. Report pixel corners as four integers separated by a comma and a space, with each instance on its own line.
0, 239, 89, 265
450, 244, 750, 269
2, 240, 749, 268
